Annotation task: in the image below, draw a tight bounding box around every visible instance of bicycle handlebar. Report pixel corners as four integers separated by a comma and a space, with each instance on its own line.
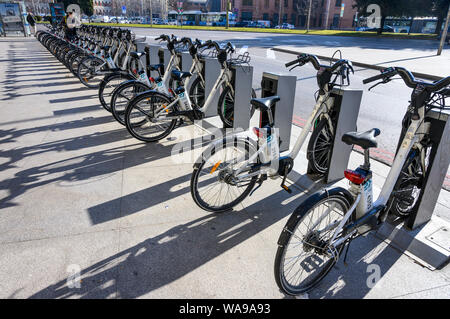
363, 67, 450, 91
285, 54, 326, 71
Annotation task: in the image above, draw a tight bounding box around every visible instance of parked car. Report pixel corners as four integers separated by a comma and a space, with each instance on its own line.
90, 15, 109, 23
234, 21, 250, 27
111, 16, 129, 24
275, 23, 295, 30
256, 20, 271, 28
358, 25, 395, 33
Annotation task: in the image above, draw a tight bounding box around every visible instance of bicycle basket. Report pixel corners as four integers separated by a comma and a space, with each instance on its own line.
426, 89, 450, 113
227, 51, 251, 66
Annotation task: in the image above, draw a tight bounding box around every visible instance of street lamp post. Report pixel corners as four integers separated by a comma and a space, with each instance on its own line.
150, 0, 153, 26
438, 5, 450, 56
278, 0, 282, 26
226, 0, 230, 29
306, 0, 312, 32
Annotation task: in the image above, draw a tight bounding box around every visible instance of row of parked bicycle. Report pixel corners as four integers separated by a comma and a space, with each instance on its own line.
36, 24, 449, 295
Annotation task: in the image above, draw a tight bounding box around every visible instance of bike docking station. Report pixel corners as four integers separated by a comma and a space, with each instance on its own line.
180, 51, 195, 93
146, 44, 165, 77
376, 108, 450, 270
199, 60, 254, 133
260, 72, 363, 191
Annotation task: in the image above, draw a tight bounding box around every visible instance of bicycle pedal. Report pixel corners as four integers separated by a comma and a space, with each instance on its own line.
281, 184, 292, 194
280, 170, 292, 194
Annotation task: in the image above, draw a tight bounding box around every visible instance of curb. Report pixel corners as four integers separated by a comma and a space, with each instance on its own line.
272, 47, 443, 81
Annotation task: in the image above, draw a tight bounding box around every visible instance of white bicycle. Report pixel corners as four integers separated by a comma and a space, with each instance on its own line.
274, 67, 450, 295
190, 54, 354, 212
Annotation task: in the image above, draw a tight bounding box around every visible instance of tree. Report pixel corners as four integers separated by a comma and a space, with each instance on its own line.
433, 0, 450, 34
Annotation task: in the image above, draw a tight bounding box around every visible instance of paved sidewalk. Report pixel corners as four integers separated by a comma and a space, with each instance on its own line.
0, 37, 449, 299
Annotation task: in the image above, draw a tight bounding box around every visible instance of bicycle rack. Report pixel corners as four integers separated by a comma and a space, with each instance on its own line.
405, 109, 450, 229
319, 88, 363, 184
181, 52, 194, 93
147, 44, 163, 77
135, 41, 147, 74
260, 72, 297, 152
230, 65, 254, 131
203, 57, 221, 118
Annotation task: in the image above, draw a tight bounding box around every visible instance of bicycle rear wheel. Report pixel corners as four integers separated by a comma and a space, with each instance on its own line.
275, 189, 352, 295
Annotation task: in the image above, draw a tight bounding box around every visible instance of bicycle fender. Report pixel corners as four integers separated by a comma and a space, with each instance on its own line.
193, 134, 258, 170
110, 79, 144, 97
277, 187, 354, 246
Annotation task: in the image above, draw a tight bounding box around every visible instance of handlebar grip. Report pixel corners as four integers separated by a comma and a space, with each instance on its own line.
285, 59, 299, 68
363, 73, 386, 84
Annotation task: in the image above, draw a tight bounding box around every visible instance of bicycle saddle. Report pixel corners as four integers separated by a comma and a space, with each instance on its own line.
130, 51, 145, 59
250, 96, 281, 112
171, 70, 192, 81
342, 128, 381, 149
149, 64, 164, 71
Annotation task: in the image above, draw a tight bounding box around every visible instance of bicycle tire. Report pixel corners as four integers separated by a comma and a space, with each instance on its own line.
307, 117, 334, 175
218, 86, 257, 128
124, 91, 177, 142
190, 137, 258, 212
99, 72, 134, 112
274, 188, 353, 295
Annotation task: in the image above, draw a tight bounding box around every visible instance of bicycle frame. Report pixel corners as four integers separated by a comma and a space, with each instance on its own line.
148, 56, 233, 120
230, 86, 335, 181
327, 105, 428, 250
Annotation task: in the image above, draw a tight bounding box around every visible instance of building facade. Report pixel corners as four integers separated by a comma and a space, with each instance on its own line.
221, 0, 357, 29
93, 0, 112, 15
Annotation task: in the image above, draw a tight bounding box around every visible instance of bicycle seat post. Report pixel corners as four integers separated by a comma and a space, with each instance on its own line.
362, 149, 370, 171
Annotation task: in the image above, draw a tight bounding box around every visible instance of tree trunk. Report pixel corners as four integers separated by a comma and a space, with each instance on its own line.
377, 15, 386, 35
435, 17, 443, 35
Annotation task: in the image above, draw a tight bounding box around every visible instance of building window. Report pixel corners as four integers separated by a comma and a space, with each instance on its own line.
242, 0, 253, 6
263, 13, 269, 20
335, 0, 342, 7
241, 11, 253, 21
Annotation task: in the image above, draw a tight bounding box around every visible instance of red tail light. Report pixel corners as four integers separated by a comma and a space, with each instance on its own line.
344, 169, 365, 185
253, 127, 264, 138
149, 77, 155, 82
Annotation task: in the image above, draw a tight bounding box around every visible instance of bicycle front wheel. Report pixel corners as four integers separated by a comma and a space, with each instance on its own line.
99, 72, 134, 113
190, 138, 258, 212
124, 91, 177, 143
388, 143, 432, 218
218, 87, 256, 128
274, 189, 352, 295
77, 56, 105, 89
307, 118, 334, 175
111, 81, 150, 125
